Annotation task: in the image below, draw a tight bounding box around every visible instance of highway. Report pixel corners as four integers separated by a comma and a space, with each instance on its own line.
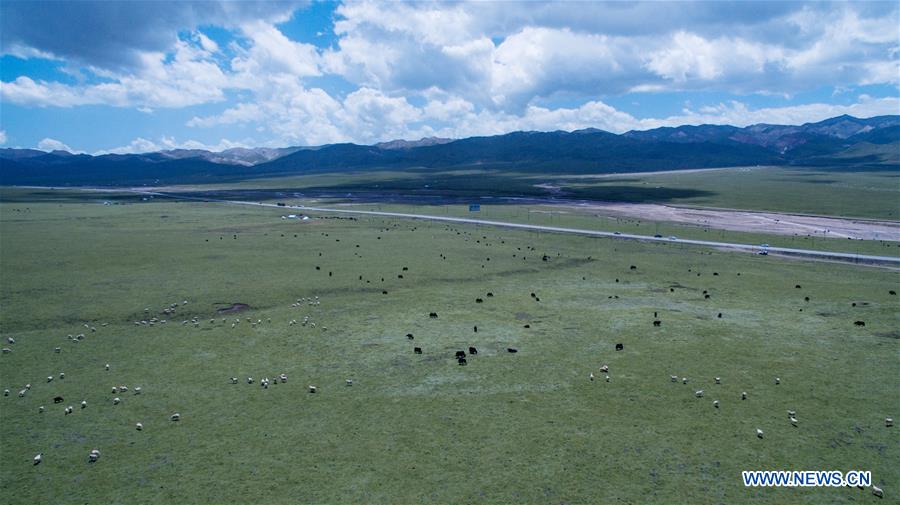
140, 190, 900, 266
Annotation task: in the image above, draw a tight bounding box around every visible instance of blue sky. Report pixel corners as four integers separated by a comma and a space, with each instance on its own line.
0, 0, 898, 154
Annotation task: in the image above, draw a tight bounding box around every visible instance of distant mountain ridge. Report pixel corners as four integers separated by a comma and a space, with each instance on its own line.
1, 115, 897, 186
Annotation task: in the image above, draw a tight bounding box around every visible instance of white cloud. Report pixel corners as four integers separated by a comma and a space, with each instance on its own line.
635, 96, 900, 130
1, 39, 231, 108
645, 32, 785, 83
0, 130, 6, 145
93, 136, 250, 155
325, 1, 899, 105
231, 21, 321, 78
37, 138, 74, 152
2, 1, 898, 151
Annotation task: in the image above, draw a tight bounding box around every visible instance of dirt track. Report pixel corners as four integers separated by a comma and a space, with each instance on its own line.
563, 202, 900, 241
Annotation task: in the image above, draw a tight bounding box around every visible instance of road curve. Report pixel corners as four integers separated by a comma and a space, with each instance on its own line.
140, 190, 900, 266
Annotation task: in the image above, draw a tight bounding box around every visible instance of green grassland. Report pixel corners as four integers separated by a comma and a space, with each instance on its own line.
1, 189, 898, 504
166, 165, 900, 220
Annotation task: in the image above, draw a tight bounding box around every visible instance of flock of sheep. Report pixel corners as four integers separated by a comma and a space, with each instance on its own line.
2, 221, 895, 502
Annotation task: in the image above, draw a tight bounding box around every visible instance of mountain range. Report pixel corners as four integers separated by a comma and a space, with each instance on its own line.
1, 114, 896, 186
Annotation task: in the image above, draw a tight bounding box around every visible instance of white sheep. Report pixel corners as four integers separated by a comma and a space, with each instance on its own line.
279, 374, 287, 383
112, 386, 118, 394
695, 390, 704, 398
105, 364, 110, 371
605, 375, 610, 382
787, 410, 796, 418
756, 428, 764, 438
790, 417, 798, 427
39, 406, 44, 413
308, 385, 317, 393
670, 375, 678, 382
714, 377, 721, 384
3, 389, 8, 396
25, 383, 31, 390
872, 486, 883, 498
346, 379, 353, 386
682, 377, 688, 384
741, 392, 747, 400
46, 376, 53, 383
88, 449, 100, 462
170, 413, 180, 421
113, 397, 121, 405
886, 417, 893, 427
713, 400, 719, 408
7, 337, 15, 344
65, 406, 73, 415
59, 372, 65, 379
18, 389, 26, 397
136, 423, 143, 431
54, 347, 61, 353
81, 400, 87, 409
589, 373, 595, 381
33, 453, 42, 465
2, 348, 11, 354
119, 385, 128, 392
247, 377, 254, 384
775, 377, 780, 385
133, 387, 141, 395
230, 377, 238, 384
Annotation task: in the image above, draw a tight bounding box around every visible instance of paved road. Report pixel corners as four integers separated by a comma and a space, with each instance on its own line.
139, 190, 900, 266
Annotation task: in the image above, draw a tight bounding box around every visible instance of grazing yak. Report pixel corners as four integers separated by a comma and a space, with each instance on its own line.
615, 343, 624, 351
458, 357, 467, 366
854, 321, 866, 327
507, 348, 518, 353
455, 350, 466, 359
468, 346, 478, 355
406, 333, 414, 340
653, 320, 662, 327
429, 312, 438, 319
414, 347, 423, 354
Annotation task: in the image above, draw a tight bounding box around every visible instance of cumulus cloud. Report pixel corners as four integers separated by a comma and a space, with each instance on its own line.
37, 138, 75, 152
636, 96, 900, 130
327, 1, 898, 105
1, 38, 231, 108
2, 1, 898, 149
0, 1, 305, 71
92, 136, 251, 155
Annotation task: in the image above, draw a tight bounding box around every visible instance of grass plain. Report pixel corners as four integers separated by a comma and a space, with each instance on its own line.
0, 187, 897, 504
164, 165, 900, 220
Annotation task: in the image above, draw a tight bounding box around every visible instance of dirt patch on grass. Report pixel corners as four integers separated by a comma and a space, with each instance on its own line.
558, 202, 900, 240
216, 302, 250, 314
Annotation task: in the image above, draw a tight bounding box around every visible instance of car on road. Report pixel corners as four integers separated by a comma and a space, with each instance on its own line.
613, 232, 621, 235
654, 234, 662, 238
668, 236, 678, 240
